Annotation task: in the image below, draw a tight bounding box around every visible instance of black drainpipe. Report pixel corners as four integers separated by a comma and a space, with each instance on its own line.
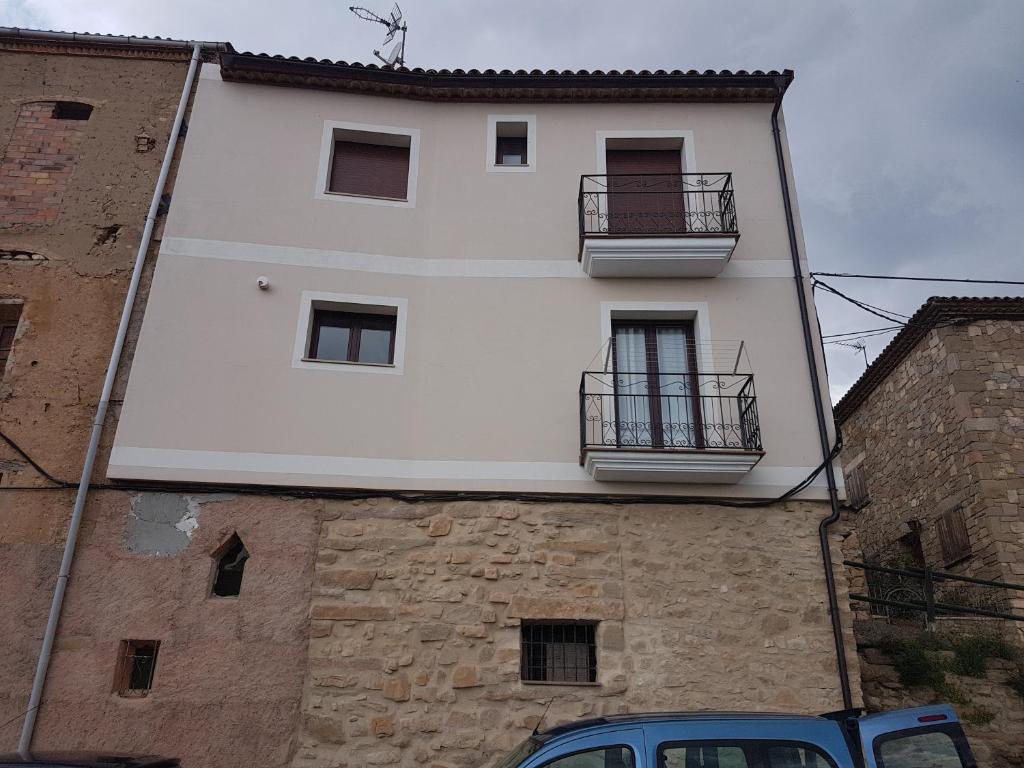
770, 72, 853, 709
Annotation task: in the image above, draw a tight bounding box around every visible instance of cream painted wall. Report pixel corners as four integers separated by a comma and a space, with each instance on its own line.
110, 64, 837, 497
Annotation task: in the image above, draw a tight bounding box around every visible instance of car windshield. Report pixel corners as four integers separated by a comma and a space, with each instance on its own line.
492, 737, 544, 768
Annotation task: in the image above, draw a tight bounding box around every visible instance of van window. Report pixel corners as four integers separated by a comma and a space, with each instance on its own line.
660, 742, 835, 768
544, 747, 635, 768
875, 729, 967, 768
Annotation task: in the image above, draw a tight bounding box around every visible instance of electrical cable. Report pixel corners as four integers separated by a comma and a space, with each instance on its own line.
821, 325, 903, 340
0, 429, 72, 487
811, 272, 1024, 286
812, 279, 909, 325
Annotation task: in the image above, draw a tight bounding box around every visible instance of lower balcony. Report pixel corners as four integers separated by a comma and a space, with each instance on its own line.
578, 173, 739, 278
579, 370, 764, 483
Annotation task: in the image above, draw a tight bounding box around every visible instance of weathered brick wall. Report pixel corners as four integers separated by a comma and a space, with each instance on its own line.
0, 101, 88, 227
291, 498, 861, 768
841, 321, 1024, 592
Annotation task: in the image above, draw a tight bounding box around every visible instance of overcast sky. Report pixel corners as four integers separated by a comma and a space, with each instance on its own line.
4, 0, 1023, 401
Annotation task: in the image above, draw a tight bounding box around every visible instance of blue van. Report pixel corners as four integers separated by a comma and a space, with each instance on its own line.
495, 706, 975, 768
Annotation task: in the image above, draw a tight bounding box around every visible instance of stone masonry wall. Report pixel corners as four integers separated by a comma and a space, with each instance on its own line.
291, 498, 861, 768
842, 321, 1024, 604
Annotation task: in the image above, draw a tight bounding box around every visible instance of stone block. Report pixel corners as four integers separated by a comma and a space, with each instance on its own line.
429, 517, 453, 537
311, 604, 394, 621
383, 674, 411, 701
317, 569, 377, 590
452, 666, 480, 688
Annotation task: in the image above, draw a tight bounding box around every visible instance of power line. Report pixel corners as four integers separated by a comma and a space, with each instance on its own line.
811, 272, 1024, 286
812, 279, 909, 325
821, 325, 903, 340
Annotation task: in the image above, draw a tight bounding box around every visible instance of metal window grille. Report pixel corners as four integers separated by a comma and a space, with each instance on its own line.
114, 640, 160, 697
845, 466, 871, 510
520, 622, 597, 683
936, 507, 972, 567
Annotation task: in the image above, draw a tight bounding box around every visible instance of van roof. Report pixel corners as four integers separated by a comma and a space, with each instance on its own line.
539, 712, 826, 740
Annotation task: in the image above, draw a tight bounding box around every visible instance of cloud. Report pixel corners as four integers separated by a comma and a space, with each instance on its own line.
6, 0, 1023, 399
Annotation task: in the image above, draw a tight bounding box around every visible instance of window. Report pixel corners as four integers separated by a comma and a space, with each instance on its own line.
211, 533, 249, 597
52, 101, 93, 120
845, 465, 870, 510
316, 121, 419, 207
612, 319, 700, 448
114, 640, 160, 697
0, 303, 22, 376
309, 309, 397, 365
487, 115, 536, 172
936, 507, 971, 566
874, 727, 971, 768
293, 292, 408, 375
521, 622, 597, 684
659, 742, 836, 768
544, 747, 634, 768
329, 140, 410, 200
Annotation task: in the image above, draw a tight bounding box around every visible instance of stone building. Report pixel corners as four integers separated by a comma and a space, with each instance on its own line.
2, 30, 860, 768
835, 297, 1024, 618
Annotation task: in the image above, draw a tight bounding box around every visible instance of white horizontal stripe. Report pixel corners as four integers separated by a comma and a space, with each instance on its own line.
110, 445, 828, 491
161, 237, 799, 279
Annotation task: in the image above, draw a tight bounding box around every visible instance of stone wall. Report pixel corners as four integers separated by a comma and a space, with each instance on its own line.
856, 621, 1024, 767
0, 46, 193, 750
291, 498, 861, 768
841, 320, 1024, 600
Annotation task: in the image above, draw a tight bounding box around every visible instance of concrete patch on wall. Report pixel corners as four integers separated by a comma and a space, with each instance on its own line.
127, 492, 238, 555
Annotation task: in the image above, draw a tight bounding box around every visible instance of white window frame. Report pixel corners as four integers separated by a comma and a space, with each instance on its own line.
314, 120, 420, 208
292, 291, 409, 375
486, 114, 537, 173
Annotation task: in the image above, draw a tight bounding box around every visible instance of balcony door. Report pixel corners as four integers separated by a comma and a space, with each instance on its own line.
605, 149, 685, 235
612, 320, 701, 448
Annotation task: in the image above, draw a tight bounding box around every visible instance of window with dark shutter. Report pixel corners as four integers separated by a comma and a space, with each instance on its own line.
328, 140, 410, 200
113, 639, 160, 697
0, 302, 23, 377
521, 622, 597, 683
936, 507, 972, 566
846, 465, 871, 510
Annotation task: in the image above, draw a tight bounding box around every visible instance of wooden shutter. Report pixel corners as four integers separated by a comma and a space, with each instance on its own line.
845, 466, 871, 509
605, 149, 684, 234
936, 507, 972, 566
329, 141, 410, 199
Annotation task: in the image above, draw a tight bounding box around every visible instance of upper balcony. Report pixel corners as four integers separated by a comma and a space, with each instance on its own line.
579, 368, 763, 484
578, 173, 739, 278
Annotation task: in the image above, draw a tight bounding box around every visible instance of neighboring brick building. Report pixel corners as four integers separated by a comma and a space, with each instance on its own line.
835, 297, 1024, 616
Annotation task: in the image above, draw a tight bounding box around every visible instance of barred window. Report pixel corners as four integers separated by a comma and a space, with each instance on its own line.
937, 508, 972, 567
845, 465, 871, 510
521, 622, 597, 684
113, 639, 160, 697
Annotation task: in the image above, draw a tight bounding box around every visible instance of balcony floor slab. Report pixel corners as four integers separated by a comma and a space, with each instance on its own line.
583, 448, 763, 483
581, 236, 738, 278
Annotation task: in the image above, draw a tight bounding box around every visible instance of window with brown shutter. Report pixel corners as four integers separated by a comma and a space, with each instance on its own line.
328, 140, 410, 200
0, 302, 23, 377
936, 507, 972, 567
845, 465, 871, 510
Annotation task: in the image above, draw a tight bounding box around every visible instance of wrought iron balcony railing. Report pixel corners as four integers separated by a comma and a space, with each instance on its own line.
579, 370, 762, 457
578, 172, 738, 257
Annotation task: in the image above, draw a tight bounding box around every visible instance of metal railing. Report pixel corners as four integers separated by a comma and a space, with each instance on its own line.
578, 172, 738, 256
845, 560, 1024, 623
579, 371, 761, 455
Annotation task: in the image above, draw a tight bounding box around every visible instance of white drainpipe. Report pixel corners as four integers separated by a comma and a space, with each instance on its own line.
18, 42, 203, 754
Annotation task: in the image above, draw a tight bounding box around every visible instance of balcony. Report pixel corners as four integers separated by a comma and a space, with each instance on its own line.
578, 173, 739, 277
579, 370, 763, 483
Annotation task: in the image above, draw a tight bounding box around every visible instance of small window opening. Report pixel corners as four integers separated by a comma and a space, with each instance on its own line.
495, 121, 529, 166
114, 639, 159, 697
937, 507, 972, 567
212, 533, 249, 597
52, 101, 93, 121
521, 621, 597, 683
0, 303, 23, 377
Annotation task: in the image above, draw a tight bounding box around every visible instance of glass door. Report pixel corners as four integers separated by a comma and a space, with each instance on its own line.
612, 320, 700, 448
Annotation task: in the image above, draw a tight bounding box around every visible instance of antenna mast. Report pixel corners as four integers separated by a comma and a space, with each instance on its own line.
349, 4, 407, 67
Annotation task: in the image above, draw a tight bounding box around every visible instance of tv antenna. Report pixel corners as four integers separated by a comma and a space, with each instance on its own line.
834, 339, 869, 369
349, 4, 407, 67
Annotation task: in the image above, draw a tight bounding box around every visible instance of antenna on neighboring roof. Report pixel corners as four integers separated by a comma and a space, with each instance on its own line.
349, 4, 407, 68
835, 339, 869, 369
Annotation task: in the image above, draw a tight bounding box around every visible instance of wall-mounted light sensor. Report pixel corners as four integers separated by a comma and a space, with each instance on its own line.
257, 276, 270, 290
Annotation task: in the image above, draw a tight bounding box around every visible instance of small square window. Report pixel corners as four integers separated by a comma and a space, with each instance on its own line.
521, 622, 597, 684
309, 309, 397, 365
487, 116, 535, 172
114, 639, 160, 697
